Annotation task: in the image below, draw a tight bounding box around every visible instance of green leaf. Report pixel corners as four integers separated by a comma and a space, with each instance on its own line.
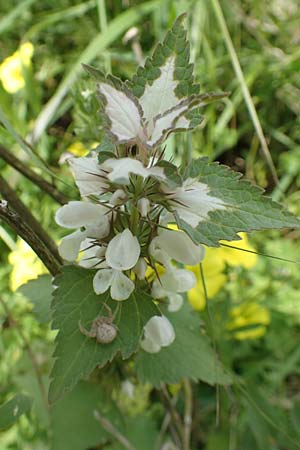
177, 158, 300, 247
18, 275, 52, 323
0, 394, 32, 430
136, 303, 231, 386
51, 381, 123, 450
49, 266, 159, 403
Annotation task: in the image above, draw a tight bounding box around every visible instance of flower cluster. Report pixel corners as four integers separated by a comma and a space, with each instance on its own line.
55, 151, 210, 350
55, 18, 228, 352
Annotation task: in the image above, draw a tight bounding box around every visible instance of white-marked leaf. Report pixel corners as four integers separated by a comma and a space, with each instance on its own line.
176, 158, 300, 246
147, 92, 228, 147
139, 56, 179, 123
97, 80, 144, 144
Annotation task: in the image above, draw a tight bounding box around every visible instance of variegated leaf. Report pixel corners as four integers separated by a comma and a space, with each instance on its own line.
97, 80, 145, 144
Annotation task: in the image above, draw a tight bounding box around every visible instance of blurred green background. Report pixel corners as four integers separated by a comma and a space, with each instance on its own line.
0, 1, 300, 449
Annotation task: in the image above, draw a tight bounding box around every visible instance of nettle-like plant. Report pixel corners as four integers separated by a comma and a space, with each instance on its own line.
51, 15, 299, 408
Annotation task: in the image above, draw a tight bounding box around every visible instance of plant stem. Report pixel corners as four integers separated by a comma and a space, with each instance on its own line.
0, 200, 61, 276
161, 384, 184, 447
0, 145, 68, 205
211, 0, 278, 185
182, 379, 193, 450
0, 176, 62, 270
94, 410, 137, 450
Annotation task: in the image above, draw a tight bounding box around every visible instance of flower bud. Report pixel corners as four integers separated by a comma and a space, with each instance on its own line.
133, 257, 147, 280
141, 315, 175, 353
137, 197, 150, 217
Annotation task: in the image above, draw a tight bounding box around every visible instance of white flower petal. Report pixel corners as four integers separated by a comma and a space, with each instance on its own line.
103, 158, 149, 184
143, 315, 175, 347
106, 229, 140, 270
156, 229, 205, 265
149, 237, 172, 269
110, 271, 135, 301
140, 335, 162, 353
98, 82, 145, 143
93, 268, 114, 295
168, 293, 183, 312
161, 269, 196, 293
151, 279, 166, 299
58, 230, 86, 261
69, 156, 107, 196
55, 201, 108, 229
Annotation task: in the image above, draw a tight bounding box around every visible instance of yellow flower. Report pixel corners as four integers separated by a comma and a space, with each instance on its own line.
187, 247, 226, 310
0, 42, 33, 93
9, 238, 47, 291
67, 141, 99, 157
67, 142, 88, 157
187, 233, 257, 310
219, 232, 257, 268
227, 302, 270, 340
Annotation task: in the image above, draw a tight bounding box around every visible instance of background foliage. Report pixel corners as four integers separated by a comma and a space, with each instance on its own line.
1, 0, 300, 449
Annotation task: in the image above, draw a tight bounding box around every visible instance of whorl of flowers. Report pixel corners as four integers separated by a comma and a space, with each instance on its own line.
55, 15, 228, 352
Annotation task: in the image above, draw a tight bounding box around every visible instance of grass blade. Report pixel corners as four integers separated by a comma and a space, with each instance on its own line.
211, 0, 279, 184
0, 0, 38, 34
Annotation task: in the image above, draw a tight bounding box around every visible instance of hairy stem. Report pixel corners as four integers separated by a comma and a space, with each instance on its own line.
0, 145, 68, 205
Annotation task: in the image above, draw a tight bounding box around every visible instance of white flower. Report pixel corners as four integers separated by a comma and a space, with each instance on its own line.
141, 315, 175, 353
58, 229, 86, 262
163, 178, 226, 228
150, 228, 205, 266
106, 228, 140, 270
93, 268, 135, 301
151, 268, 195, 312
151, 279, 183, 312
91, 229, 140, 301
55, 201, 111, 262
55, 201, 109, 231
159, 269, 196, 293
102, 157, 165, 184
68, 156, 108, 196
